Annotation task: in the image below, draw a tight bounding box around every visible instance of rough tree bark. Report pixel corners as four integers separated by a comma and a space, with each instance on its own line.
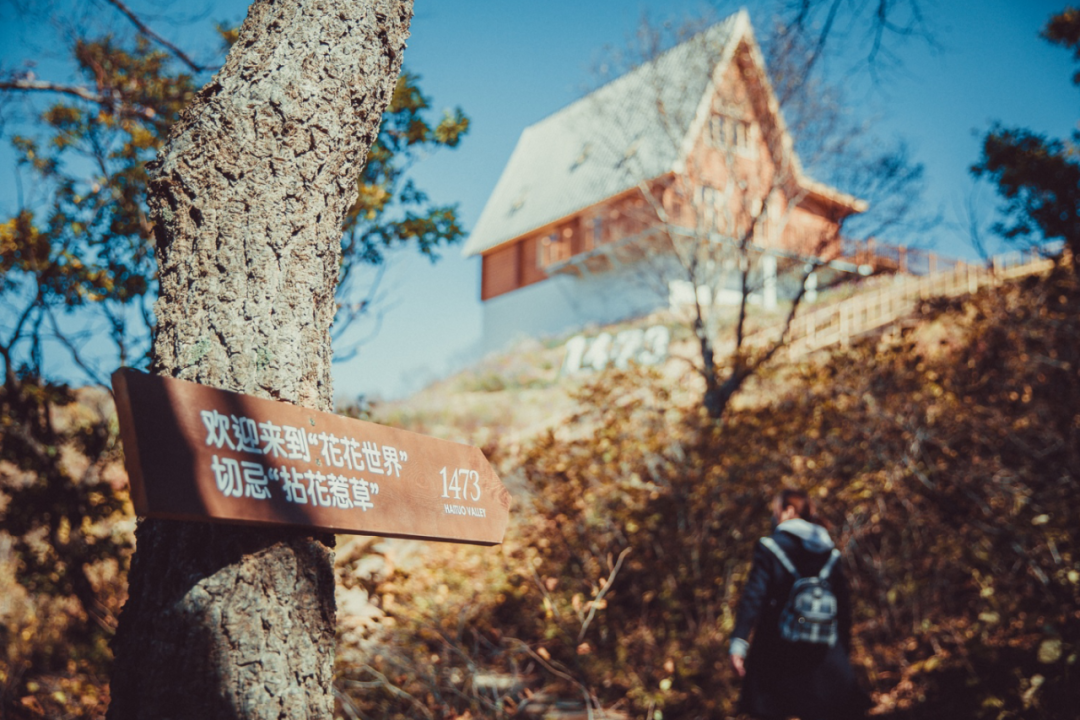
107, 1, 413, 717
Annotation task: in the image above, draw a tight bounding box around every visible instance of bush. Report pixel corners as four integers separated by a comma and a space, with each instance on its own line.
337, 268, 1080, 720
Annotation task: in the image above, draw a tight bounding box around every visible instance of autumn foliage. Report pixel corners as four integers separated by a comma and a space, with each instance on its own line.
336, 266, 1080, 720
1, 18, 468, 718
3, 262, 1077, 720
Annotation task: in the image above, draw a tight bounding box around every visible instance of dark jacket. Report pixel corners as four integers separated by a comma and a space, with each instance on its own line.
731, 521, 870, 720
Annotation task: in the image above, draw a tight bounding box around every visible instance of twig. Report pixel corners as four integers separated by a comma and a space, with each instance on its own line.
102, 0, 208, 73
0, 79, 105, 103
0, 78, 158, 119
528, 561, 562, 621
350, 664, 434, 720
45, 306, 108, 387
901, 452, 934, 490
578, 547, 631, 642
333, 686, 366, 720
504, 637, 601, 717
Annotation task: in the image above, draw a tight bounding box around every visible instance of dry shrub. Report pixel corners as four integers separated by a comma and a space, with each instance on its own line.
338, 267, 1078, 720
1, 389, 131, 720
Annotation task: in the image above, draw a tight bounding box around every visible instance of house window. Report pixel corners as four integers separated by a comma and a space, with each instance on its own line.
591, 216, 604, 247
734, 120, 749, 149
711, 113, 752, 152
698, 186, 725, 232
539, 231, 572, 267
709, 115, 726, 147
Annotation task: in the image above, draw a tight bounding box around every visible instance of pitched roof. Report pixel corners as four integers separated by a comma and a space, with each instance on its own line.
462, 10, 861, 258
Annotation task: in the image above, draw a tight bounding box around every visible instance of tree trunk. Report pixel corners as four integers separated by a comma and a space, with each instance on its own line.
107, 1, 412, 717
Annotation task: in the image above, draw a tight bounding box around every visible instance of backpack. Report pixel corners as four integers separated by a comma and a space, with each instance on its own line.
760, 537, 841, 647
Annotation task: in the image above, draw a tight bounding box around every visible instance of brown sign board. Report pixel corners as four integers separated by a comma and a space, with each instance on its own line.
111, 368, 511, 545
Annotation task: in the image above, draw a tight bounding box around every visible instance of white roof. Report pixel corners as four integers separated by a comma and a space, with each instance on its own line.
462, 12, 747, 257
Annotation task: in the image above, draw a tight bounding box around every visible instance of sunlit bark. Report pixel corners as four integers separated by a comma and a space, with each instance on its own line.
107, 1, 413, 717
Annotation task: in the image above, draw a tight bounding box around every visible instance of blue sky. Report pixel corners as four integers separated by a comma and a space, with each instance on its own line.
1, 0, 1077, 401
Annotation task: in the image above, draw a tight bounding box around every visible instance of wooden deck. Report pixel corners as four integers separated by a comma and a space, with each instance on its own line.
748, 249, 1060, 360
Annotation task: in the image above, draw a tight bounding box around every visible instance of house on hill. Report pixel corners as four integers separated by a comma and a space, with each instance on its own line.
463, 10, 868, 351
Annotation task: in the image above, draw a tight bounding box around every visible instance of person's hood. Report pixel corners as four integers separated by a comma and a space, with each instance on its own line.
777, 518, 834, 553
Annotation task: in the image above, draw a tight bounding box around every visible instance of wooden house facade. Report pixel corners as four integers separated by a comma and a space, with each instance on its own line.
463, 11, 867, 350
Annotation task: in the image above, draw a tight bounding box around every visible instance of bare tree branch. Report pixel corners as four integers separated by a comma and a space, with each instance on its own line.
578, 547, 631, 642
44, 306, 109, 387
0, 79, 106, 104
347, 664, 434, 720
101, 0, 208, 73
0, 77, 159, 119
774, 0, 937, 77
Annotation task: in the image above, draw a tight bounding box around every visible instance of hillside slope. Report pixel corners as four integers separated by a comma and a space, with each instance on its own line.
2, 266, 1076, 719
340, 265, 1079, 720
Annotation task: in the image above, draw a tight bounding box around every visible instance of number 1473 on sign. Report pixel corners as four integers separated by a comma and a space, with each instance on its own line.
440, 466, 481, 502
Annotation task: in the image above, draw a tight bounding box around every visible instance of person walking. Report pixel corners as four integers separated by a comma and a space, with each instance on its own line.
729, 489, 870, 720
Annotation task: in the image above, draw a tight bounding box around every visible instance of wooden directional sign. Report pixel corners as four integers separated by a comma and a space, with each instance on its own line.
111, 368, 511, 545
